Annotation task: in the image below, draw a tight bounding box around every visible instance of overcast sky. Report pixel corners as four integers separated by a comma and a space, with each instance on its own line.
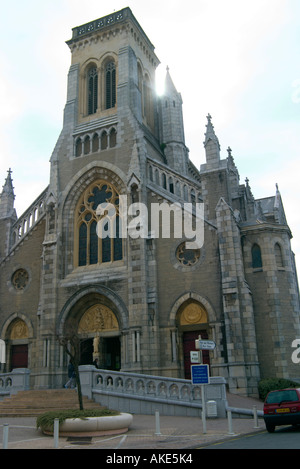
1, 0, 300, 272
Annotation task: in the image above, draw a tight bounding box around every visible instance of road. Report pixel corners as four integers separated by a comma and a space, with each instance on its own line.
202, 425, 300, 449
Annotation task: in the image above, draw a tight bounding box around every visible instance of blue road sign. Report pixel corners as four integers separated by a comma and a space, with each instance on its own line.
191, 364, 210, 384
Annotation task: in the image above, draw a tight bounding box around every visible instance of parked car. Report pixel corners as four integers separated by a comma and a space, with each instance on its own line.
263, 388, 300, 433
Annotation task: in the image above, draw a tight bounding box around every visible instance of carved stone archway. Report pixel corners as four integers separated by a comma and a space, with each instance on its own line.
179, 301, 208, 326
7, 318, 30, 371
78, 304, 119, 334
77, 303, 121, 370
175, 298, 211, 379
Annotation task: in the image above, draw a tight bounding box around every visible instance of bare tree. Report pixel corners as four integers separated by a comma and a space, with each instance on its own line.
56, 324, 84, 411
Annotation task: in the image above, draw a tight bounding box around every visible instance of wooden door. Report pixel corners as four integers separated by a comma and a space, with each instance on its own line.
11, 344, 28, 370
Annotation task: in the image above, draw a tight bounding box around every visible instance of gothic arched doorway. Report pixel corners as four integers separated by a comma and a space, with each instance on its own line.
177, 301, 210, 379
77, 304, 121, 370
8, 319, 29, 371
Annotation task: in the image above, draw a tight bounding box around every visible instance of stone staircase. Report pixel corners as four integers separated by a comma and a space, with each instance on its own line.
0, 389, 105, 417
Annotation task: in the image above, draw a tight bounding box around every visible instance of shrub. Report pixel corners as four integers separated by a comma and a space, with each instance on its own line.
258, 378, 299, 401
36, 408, 120, 430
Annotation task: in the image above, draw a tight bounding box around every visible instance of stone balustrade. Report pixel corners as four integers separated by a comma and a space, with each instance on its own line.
147, 159, 202, 205
0, 368, 30, 399
79, 366, 227, 417
11, 187, 48, 248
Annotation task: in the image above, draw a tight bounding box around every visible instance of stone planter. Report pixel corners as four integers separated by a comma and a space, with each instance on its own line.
42, 413, 133, 437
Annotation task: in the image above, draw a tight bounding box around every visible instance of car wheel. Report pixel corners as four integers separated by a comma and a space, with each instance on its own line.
266, 423, 275, 433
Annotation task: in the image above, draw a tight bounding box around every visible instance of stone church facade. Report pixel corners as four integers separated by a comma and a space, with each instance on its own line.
0, 8, 299, 396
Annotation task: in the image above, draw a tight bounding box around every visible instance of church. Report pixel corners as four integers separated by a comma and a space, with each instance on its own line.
0, 7, 299, 397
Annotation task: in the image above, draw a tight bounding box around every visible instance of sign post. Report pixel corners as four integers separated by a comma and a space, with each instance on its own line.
191, 364, 210, 434
191, 335, 215, 435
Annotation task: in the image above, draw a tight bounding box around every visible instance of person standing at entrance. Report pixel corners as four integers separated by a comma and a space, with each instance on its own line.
93, 358, 99, 368
64, 361, 76, 389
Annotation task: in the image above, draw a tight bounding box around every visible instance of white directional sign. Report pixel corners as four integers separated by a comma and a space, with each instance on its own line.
190, 351, 201, 363
195, 339, 216, 350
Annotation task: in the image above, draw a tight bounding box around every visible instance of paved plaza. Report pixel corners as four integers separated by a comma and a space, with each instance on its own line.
0, 393, 264, 450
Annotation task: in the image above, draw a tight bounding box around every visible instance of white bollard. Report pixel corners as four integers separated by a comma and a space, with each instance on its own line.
155, 410, 161, 435
227, 410, 235, 435
2, 424, 9, 449
54, 418, 59, 448
201, 385, 207, 434
253, 405, 259, 428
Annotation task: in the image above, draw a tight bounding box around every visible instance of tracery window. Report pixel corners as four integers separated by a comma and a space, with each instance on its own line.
88, 66, 98, 115
176, 242, 200, 266
105, 62, 116, 109
11, 269, 29, 291
75, 181, 123, 267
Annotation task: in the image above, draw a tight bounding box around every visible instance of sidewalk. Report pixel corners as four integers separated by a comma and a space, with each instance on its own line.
0, 393, 265, 450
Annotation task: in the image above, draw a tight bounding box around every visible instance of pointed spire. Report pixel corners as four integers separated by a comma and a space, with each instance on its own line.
245, 177, 254, 202
203, 114, 220, 149
160, 66, 186, 172
164, 66, 180, 98
227, 146, 238, 171
0, 169, 16, 219
274, 183, 281, 209
1, 168, 15, 197
203, 114, 221, 169
227, 146, 240, 188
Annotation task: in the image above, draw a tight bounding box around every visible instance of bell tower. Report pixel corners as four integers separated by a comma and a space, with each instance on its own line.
65, 8, 159, 128
49, 8, 160, 199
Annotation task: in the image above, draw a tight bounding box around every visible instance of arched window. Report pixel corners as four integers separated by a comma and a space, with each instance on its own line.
143, 74, 154, 129
191, 189, 195, 204
75, 138, 82, 157
137, 63, 143, 116
92, 133, 99, 152
109, 128, 117, 148
101, 131, 108, 150
75, 181, 123, 267
78, 223, 87, 266
149, 165, 153, 182
137, 63, 143, 94
252, 244, 263, 269
105, 62, 116, 109
143, 74, 151, 119
87, 66, 98, 115
275, 243, 284, 268
84, 136, 90, 155
155, 169, 159, 185
131, 184, 139, 204
89, 220, 98, 265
